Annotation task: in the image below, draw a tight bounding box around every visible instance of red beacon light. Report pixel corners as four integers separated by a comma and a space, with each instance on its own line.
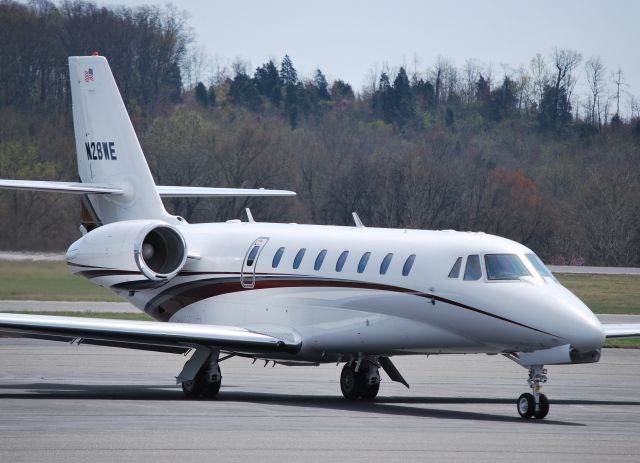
91, 51, 100, 56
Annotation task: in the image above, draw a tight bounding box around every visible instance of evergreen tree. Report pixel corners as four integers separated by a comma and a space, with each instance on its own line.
254, 60, 282, 106
489, 76, 517, 121
476, 74, 491, 107
313, 69, 331, 101
229, 72, 263, 112
538, 84, 572, 131
331, 80, 354, 101
413, 78, 435, 112
445, 107, 455, 128
280, 55, 299, 128
374, 72, 394, 124
279, 54, 298, 86
208, 85, 216, 108
392, 67, 415, 127
194, 81, 208, 107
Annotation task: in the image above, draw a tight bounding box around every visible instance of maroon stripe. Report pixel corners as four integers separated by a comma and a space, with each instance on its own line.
143, 276, 557, 337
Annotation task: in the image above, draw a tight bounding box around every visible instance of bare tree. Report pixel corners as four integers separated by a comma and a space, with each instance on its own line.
462, 59, 481, 106
585, 57, 606, 128
552, 48, 582, 104
530, 53, 549, 107
612, 68, 625, 118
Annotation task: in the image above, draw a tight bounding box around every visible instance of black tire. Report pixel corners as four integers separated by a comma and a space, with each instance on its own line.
202, 378, 222, 399
517, 393, 535, 418
533, 394, 550, 419
340, 363, 364, 400
182, 370, 206, 399
361, 382, 380, 401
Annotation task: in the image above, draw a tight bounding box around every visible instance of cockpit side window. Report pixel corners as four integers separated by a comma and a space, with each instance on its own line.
485, 254, 531, 280
463, 255, 482, 281
525, 253, 554, 278
448, 257, 462, 278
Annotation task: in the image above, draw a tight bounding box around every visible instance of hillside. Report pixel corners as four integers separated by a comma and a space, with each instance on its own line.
0, 0, 639, 266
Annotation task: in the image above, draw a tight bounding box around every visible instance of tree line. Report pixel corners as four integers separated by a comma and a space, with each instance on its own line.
1, 0, 639, 266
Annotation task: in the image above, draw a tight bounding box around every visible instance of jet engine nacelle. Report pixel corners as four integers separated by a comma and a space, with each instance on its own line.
66, 220, 187, 283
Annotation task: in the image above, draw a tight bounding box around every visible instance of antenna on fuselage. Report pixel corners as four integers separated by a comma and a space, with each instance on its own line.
352, 212, 365, 228
245, 208, 255, 223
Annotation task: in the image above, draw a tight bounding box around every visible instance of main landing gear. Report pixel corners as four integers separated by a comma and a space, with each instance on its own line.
178, 348, 222, 399
340, 358, 381, 400
517, 365, 549, 419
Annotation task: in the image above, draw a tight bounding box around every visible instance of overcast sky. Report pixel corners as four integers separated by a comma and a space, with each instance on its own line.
101, 0, 639, 113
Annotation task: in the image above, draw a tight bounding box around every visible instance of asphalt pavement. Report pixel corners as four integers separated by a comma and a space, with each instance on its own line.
0, 338, 639, 462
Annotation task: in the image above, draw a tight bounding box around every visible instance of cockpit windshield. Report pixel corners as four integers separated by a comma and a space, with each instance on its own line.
485, 254, 531, 280
525, 253, 554, 278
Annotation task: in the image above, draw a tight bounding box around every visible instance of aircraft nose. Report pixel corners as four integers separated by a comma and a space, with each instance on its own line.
567, 313, 605, 352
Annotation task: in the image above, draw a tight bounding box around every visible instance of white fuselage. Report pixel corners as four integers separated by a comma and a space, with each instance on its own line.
74, 220, 606, 363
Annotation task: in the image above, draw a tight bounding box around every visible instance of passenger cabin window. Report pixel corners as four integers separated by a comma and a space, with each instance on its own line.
293, 248, 306, 269
463, 255, 482, 281
314, 249, 327, 271
336, 251, 349, 272
485, 254, 531, 280
380, 253, 393, 275
402, 254, 416, 276
448, 257, 462, 278
246, 246, 260, 267
358, 252, 371, 273
272, 247, 285, 268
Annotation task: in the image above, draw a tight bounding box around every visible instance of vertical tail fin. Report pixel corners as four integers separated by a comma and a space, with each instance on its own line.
69, 55, 168, 224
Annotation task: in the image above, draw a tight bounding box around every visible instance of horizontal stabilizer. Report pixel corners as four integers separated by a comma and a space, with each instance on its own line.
0, 313, 302, 355
156, 186, 296, 197
0, 180, 296, 198
0, 179, 123, 195
603, 324, 640, 339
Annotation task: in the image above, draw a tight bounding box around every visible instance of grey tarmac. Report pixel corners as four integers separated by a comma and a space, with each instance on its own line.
0, 338, 639, 462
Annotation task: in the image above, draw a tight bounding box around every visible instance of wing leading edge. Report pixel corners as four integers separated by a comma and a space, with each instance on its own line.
602, 324, 640, 339
0, 313, 301, 355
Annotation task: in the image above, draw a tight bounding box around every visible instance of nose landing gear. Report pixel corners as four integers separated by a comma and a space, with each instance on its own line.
517, 365, 549, 419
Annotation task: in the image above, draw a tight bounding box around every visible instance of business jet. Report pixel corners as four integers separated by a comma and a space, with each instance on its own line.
0, 55, 638, 419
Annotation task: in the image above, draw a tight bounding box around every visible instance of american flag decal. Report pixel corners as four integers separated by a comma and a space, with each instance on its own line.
84, 69, 94, 82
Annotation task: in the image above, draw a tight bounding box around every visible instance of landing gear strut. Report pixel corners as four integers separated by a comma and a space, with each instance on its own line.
179, 349, 222, 399
340, 358, 380, 400
517, 365, 549, 419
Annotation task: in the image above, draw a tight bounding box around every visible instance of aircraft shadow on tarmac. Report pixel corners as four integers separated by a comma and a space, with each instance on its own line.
4, 382, 639, 425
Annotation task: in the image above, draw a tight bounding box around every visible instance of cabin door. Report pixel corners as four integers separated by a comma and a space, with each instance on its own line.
240, 237, 269, 289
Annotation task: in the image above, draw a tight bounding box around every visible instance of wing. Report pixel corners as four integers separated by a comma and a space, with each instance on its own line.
602, 324, 640, 339
0, 313, 301, 355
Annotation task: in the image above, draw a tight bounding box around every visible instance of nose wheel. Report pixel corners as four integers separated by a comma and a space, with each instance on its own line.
517, 365, 549, 419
